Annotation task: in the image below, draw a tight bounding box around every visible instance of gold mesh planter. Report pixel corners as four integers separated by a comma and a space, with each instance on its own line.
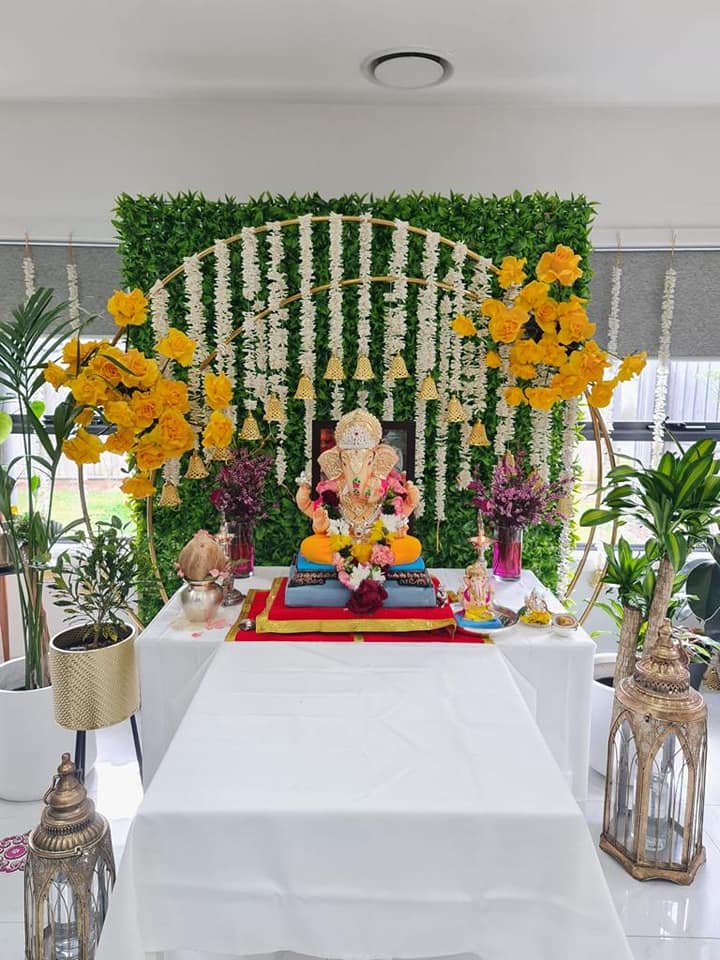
49, 625, 139, 732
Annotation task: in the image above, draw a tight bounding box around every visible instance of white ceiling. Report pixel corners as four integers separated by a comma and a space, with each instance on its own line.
3, 0, 720, 106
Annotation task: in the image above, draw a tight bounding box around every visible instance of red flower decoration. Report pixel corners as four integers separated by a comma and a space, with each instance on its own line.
347, 579, 387, 615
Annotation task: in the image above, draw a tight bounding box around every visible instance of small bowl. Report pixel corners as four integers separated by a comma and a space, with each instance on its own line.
552, 612, 578, 635
237, 618, 256, 632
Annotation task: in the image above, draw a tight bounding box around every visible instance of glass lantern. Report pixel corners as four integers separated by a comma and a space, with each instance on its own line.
24, 754, 115, 959
602, 619, 707, 883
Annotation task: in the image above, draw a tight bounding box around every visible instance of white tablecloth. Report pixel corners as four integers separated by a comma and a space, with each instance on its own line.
98, 642, 629, 960
137, 567, 594, 802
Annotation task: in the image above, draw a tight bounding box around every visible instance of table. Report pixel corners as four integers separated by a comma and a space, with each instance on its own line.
98, 642, 630, 960
137, 567, 595, 802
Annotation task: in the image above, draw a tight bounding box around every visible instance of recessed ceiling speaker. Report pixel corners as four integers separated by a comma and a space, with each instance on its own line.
365, 51, 452, 90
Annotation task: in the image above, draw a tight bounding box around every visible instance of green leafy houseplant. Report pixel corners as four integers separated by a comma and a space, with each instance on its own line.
0, 289, 83, 689
49, 517, 140, 648
685, 536, 720, 640
582, 439, 720, 682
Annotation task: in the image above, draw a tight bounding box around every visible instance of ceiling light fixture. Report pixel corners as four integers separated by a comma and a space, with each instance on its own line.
365, 51, 452, 90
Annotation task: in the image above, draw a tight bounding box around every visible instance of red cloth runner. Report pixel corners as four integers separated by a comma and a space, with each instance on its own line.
232, 585, 486, 643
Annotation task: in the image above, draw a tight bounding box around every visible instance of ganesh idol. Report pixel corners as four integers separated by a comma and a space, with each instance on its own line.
295, 409, 423, 566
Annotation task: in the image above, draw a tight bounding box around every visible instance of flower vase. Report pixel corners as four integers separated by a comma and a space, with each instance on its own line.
492, 523, 523, 581
228, 521, 255, 578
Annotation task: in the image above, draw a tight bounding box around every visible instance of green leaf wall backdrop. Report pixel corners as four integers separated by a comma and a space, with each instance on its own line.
114, 191, 594, 621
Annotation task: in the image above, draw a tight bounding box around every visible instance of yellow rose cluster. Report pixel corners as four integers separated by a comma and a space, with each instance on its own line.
44, 289, 204, 499
453, 244, 647, 410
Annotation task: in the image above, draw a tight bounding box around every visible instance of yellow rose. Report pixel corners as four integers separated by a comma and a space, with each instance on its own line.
480, 298, 506, 321
135, 435, 167, 472
534, 298, 559, 335
550, 372, 588, 401
138, 358, 161, 389
535, 244, 583, 286
329, 534, 352, 554
204, 372, 233, 410
510, 339, 541, 365
509, 361, 537, 380
44, 362, 69, 389
202, 411, 234, 449
107, 289, 148, 327
74, 408, 94, 427
451, 314, 478, 337
497, 256, 527, 290
63, 429, 104, 465
114, 348, 151, 387
617, 351, 647, 382
68, 374, 110, 407
104, 401, 137, 430
157, 328, 196, 368
104, 427, 137, 455
588, 379, 618, 409
556, 298, 596, 345
130, 391, 160, 430
61, 338, 102, 374
488, 305, 527, 344
515, 280, 549, 310
563, 341, 608, 382
350, 542, 373, 564
536, 336, 568, 367
152, 410, 196, 456
152, 378, 190, 414
121, 474, 156, 499
88, 353, 122, 386
485, 350, 502, 369
525, 386, 559, 411
505, 386, 526, 406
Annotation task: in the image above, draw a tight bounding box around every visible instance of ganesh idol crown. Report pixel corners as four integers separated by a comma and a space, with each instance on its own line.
286, 408, 436, 609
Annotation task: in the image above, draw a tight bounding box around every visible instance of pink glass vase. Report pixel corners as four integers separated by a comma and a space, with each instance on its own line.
492, 523, 523, 581
228, 520, 254, 578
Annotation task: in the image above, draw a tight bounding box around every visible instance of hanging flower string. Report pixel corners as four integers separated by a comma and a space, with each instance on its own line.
213, 239, 236, 424
604, 253, 623, 436
298, 214, 317, 468
435, 293, 452, 524
66, 257, 80, 328
356, 212, 373, 407
413, 230, 440, 504
556, 396, 579, 595
22, 236, 35, 300
183, 254, 208, 428
382, 219, 409, 419
328, 212, 345, 419
651, 256, 677, 467
240, 226, 263, 411
266, 223, 289, 482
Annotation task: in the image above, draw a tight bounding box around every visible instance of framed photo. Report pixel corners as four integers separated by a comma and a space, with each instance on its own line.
311, 420, 416, 490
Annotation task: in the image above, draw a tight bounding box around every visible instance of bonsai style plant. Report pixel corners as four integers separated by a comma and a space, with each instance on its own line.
48, 516, 142, 734
582, 438, 720, 680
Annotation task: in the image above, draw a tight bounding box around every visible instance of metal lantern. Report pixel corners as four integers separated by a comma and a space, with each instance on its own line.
601, 619, 707, 883
25, 754, 115, 959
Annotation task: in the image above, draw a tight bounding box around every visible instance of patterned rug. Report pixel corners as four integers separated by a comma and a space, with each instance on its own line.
0, 833, 29, 874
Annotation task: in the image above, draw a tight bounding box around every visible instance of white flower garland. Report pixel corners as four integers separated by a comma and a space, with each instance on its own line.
529, 366, 552, 482
382, 219, 409, 419
493, 344, 516, 457
240, 227, 263, 411
23, 252, 35, 300
266, 223, 289, 482
604, 261, 623, 436
149, 280, 170, 343
468, 257, 493, 418
556, 397, 580, 595
356, 212, 373, 408
183, 254, 208, 425
413, 230, 440, 502
298, 214, 317, 469
66, 261, 80, 326
213, 239, 236, 423
328, 213, 345, 418
651, 263, 677, 467
435, 293, 453, 522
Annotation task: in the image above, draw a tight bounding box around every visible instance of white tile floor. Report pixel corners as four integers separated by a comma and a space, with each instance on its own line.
1, 694, 718, 959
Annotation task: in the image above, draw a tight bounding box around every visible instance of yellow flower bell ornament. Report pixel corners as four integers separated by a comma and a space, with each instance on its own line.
294, 373, 316, 400
238, 412, 262, 442
388, 353, 411, 380
445, 396, 467, 423
323, 355, 345, 381
418, 375, 440, 401
353, 355, 375, 381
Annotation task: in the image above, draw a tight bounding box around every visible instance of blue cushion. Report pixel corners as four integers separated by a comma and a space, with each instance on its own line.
296, 553, 425, 573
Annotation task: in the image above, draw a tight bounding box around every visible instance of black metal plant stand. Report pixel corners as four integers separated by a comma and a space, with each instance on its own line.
73, 714, 144, 785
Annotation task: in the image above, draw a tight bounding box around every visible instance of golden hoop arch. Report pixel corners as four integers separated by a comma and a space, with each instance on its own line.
105, 214, 615, 622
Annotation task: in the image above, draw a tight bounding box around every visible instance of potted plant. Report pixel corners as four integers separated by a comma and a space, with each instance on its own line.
681, 536, 720, 688
48, 516, 141, 734
0, 289, 85, 800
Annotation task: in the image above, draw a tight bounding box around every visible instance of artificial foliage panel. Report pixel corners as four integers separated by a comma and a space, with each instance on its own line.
114, 191, 594, 620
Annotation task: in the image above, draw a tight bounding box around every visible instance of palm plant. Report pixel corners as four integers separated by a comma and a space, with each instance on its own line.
0, 289, 84, 689
582, 439, 720, 667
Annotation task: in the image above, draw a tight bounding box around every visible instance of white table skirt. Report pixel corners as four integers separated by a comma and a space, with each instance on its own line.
98, 642, 629, 960
137, 567, 594, 802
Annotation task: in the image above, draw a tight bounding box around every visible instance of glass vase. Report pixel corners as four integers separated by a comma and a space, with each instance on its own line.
228, 520, 255, 578
492, 523, 523, 581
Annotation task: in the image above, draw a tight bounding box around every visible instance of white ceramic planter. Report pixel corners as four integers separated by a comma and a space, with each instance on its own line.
0, 658, 94, 801
589, 652, 617, 777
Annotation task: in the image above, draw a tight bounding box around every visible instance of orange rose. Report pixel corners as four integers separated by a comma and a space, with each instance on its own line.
104, 427, 137, 455
61, 338, 102, 374
536, 336, 568, 368
204, 372, 233, 411
505, 386, 526, 406
515, 280, 550, 310
525, 386, 559, 411
551, 372, 588, 400
497, 256, 527, 290
157, 328, 196, 368
556, 298, 596, 345
88, 353, 123, 386
104, 401, 137, 430
480, 298, 506, 321
68, 374, 110, 407
107, 289, 148, 327
135, 435, 167, 472
138, 358, 161, 389
451, 314, 478, 337
510, 340, 541, 365
202, 411, 234, 449
63, 429, 104, 465
617, 352, 647, 382
488, 305, 527, 344
74, 408, 94, 427
485, 350, 502, 368
130, 391, 160, 430
44, 362, 69, 389
563, 341, 608, 382
509, 361, 537, 380
588, 379, 618, 409
535, 244, 583, 286
534, 298, 559, 335
153, 410, 196, 456
121, 474, 156, 498
152, 378, 190, 414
